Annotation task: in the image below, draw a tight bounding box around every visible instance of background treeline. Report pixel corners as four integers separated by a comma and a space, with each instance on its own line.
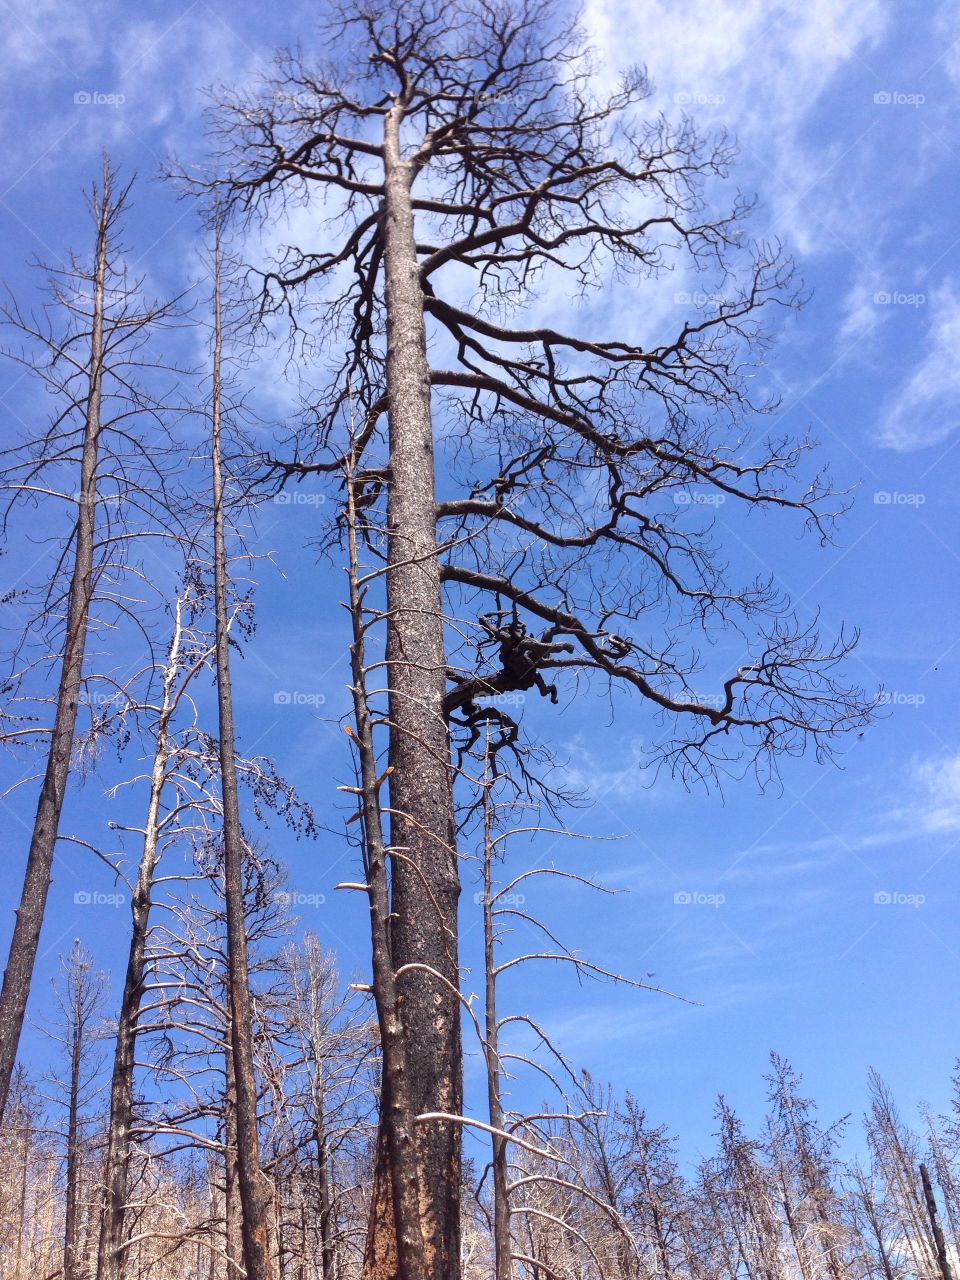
2, 928, 957, 1280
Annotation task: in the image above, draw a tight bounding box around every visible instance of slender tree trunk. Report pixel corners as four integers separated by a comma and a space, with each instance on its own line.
481, 757, 512, 1280
859, 1179, 896, 1280
364, 96, 462, 1280
777, 1170, 812, 1280
210, 232, 275, 1280
344, 459, 428, 1280
15, 1116, 30, 1278
63, 1002, 83, 1280
921, 1163, 955, 1280
224, 1034, 245, 1279
0, 166, 110, 1122
314, 1097, 336, 1280
97, 602, 185, 1280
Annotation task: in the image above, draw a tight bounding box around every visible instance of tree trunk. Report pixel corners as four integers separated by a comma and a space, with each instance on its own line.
63, 990, 84, 1280
0, 165, 110, 1122
345, 460, 428, 1280
211, 232, 275, 1280
482, 761, 512, 1280
314, 1102, 336, 1280
364, 96, 462, 1280
97, 602, 185, 1280
15, 1109, 30, 1278
921, 1162, 955, 1280
224, 1034, 245, 1279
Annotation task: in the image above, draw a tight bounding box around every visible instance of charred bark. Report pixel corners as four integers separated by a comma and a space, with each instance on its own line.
921, 1162, 955, 1280
211, 231, 276, 1280
364, 98, 462, 1279
0, 165, 112, 1121
97, 603, 186, 1280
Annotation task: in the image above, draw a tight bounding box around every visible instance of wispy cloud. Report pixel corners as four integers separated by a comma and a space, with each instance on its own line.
904, 751, 960, 833
878, 281, 960, 450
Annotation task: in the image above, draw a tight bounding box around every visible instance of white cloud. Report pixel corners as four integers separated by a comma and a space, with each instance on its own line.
878, 281, 960, 449
583, 0, 889, 255
837, 272, 887, 346
910, 752, 960, 833
559, 733, 664, 806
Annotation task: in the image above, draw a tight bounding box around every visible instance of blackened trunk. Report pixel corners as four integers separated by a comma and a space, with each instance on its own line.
210, 234, 275, 1280
921, 1162, 955, 1280
224, 1034, 245, 1279
315, 1106, 336, 1280
482, 771, 512, 1280
0, 168, 110, 1122
97, 605, 184, 1280
345, 465, 428, 1280
63, 1012, 83, 1280
366, 97, 462, 1280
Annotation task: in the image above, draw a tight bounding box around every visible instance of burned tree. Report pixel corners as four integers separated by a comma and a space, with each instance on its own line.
210, 230, 276, 1280
0, 160, 184, 1123
44, 940, 108, 1280
200, 1, 873, 1271
96, 582, 216, 1280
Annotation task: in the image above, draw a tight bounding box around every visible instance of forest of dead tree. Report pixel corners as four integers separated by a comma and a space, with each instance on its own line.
3, 939, 960, 1280
0, 2, 928, 1279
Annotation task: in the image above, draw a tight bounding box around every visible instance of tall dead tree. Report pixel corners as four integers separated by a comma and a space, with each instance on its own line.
866, 1070, 939, 1280
764, 1054, 848, 1280
210, 229, 276, 1280
201, 2, 875, 1270
0, 164, 114, 1121
96, 585, 215, 1280
920, 1163, 955, 1280
0, 159, 183, 1123
44, 940, 108, 1280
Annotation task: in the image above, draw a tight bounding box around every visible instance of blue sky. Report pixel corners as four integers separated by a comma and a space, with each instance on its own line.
0, 0, 958, 1168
